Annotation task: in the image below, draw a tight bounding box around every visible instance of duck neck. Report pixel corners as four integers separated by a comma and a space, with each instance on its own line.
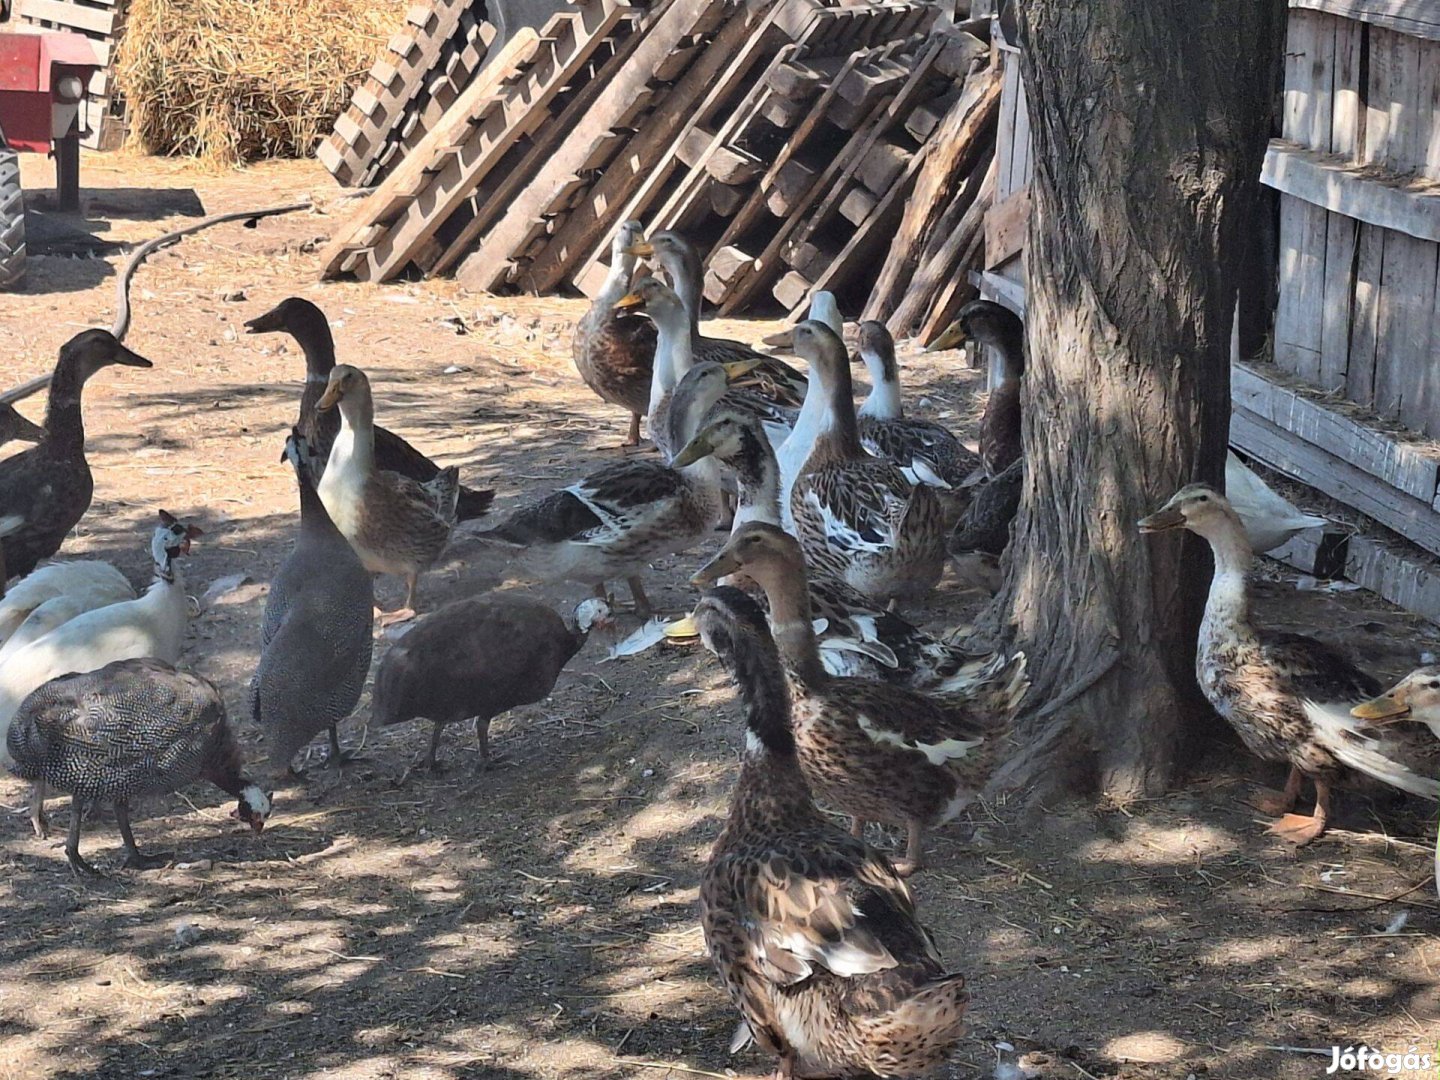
597, 246, 636, 309
297, 461, 344, 540
648, 313, 694, 416
811, 358, 865, 461
990, 325, 1025, 386
1198, 518, 1256, 647
330, 395, 375, 477
729, 436, 783, 533
43, 358, 88, 456
291, 313, 337, 382
757, 565, 825, 685
856, 346, 903, 420
660, 248, 705, 341
724, 632, 816, 818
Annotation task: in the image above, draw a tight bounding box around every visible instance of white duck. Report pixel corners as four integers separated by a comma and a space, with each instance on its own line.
0, 512, 200, 836
776, 292, 845, 531
1226, 452, 1328, 554
0, 560, 133, 648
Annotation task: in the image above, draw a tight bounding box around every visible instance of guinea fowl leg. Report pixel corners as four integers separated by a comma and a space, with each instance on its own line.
116, 802, 168, 870
1251, 766, 1304, 816
426, 723, 446, 772
325, 724, 365, 766
1269, 777, 1333, 846
29, 781, 48, 839
65, 799, 101, 877
627, 576, 653, 618
378, 573, 420, 627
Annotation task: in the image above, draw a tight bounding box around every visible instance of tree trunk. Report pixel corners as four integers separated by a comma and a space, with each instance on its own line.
988, 0, 1286, 802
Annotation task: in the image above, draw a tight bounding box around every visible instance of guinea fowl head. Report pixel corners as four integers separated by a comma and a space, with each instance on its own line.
152, 511, 204, 573
572, 597, 614, 636
232, 784, 273, 833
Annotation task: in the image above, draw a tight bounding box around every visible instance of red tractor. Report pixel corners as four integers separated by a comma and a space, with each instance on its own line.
0, 26, 103, 288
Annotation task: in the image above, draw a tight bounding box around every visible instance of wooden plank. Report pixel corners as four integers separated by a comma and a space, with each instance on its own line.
838, 186, 878, 226
1345, 534, 1440, 626
1332, 15, 1364, 158
1319, 210, 1359, 391
1231, 406, 1440, 554
985, 184, 1030, 269
1420, 36, 1440, 180
1272, 193, 1321, 378
1348, 222, 1386, 407
1307, 12, 1336, 152
995, 54, 1020, 201
1261, 139, 1440, 243
1293, 0, 1440, 43
15, 0, 116, 36
1009, 73, 1032, 189
1283, 10, 1316, 143
1377, 231, 1439, 429
1231, 361, 1440, 502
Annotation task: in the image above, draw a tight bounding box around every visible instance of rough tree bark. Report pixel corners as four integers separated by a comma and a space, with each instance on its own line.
988, 1, 1287, 801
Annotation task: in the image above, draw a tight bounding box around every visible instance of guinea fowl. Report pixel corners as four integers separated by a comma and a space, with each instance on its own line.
693, 523, 1027, 874
253, 431, 374, 772
372, 592, 611, 771
694, 585, 970, 1078
0, 402, 43, 450
854, 320, 978, 491
0, 511, 202, 837
6, 657, 271, 875
572, 221, 657, 446
244, 297, 494, 520
316, 364, 459, 625
0, 330, 152, 587
930, 300, 1023, 478
1140, 484, 1383, 844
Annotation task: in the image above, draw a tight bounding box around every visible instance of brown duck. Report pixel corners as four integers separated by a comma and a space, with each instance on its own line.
572, 221, 656, 446
695, 584, 969, 1078
929, 300, 1023, 478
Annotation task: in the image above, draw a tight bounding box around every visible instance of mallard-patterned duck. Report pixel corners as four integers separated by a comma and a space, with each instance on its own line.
316, 365, 458, 626
244, 297, 494, 520
374, 593, 612, 771
477, 372, 725, 615
0, 330, 152, 587
0, 402, 43, 450
694, 585, 970, 1077
1140, 484, 1383, 844
675, 411, 991, 693
855, 321, 978, 491
693, 523, 1027, 874
930, 300, 1023, 478
629, 229, 807, 407
788, 322, 946, 606
572, 221, 657, 446
775, 293, 845, 531
948, 456, 1022, 558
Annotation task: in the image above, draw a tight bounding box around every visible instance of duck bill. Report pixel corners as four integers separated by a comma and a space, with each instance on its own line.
613, 290, 646, 311
671, 434, 714, 469
625, 241, 654, 258
722, 357, 764, 381
113, 343, 154, 368
924, 322, 966, 353
316, 383, 344, 411
691, 548, 741, 589
1137, 508, 1186, 533
1350, 691, 1411, 721
243, 305, 286, 334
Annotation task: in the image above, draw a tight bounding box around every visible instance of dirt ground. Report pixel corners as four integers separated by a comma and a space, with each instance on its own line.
0, 151, 1437, 1080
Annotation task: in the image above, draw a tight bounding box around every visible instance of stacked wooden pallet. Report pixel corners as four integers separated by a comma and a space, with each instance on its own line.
14, 0, 130, 149
320, 0, 999, 331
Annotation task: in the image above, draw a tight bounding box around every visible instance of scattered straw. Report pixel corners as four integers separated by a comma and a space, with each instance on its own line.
116, 0, 402, 167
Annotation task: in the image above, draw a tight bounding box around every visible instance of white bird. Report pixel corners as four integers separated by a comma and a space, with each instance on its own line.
776, 291, 845, 531
1226, 452, 1328, 554
0, 560, 133, 648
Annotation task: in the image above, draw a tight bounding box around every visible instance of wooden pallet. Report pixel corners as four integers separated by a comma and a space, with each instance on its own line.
318, 0, 631, 282
15, 0, 130, 149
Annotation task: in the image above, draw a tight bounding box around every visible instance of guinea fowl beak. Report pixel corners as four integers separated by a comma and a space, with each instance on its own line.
316, 382, 344, 411
1351, 690, 1411, 721
924, 321, 967, 353
625, 241, 655, 258
1137, 508, 1186, 533
671, 434, 714, 469
613, 290, 646, 310
111, 342, 154, 368
691, 548, 741, 588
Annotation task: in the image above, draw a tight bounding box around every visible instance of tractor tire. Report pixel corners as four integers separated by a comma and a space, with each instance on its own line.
0, 146, 26, 290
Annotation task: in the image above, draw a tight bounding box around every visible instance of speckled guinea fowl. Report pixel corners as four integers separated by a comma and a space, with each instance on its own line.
693, 523, 1027, 875
695, 585, 969, 1078
0, 402, 43, 450
244, 297, 494, 520
6, 657, 271, 875
948, 456, 1022, 558
675, 411, 992, 693
0, 330, 152, 587
373, 593, 611, 771
572, 221, 657, 446
253, 430, 374, 772
316, 364, 459, 625
930, 300, 1023, 478
788, 322, 946, 607
855, 321, 978, 492
1140, 484, 1383, 845
629, 230, 807, 408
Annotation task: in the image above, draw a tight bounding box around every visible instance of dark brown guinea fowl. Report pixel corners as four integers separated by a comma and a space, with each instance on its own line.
929, 300, 1024, 477
6, 657, 271, 875
0, 330, 152, 587
573, 221, 657, 446
372, 592, 612, 771
244, 297, 494, 521
694, 586, 969, 1079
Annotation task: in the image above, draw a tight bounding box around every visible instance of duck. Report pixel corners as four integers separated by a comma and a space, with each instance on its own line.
788, 321, 946, 606
244, 297, 494, 520
854, 320, 979, 491
692, 523, 1027, 874
253, 430, 374, 773
373, 593, 612, 771
929, 300, 1023, 477
1225, 452, 1329, 554
776, 293, 845, 530
477, 369, 726, 615
0, 559, 134, 648
0, 512, 202, 837
1139, 484, 1382, 844
0, 330, 153, 587
948, 456, 1022, 558
628, 229, 807, 407
694, 585, 970, 1078
315, 364, 458, 625
675, 410, 994, 693
571, 221, 657, 446
0, 402, 43, 450
6, 657, 271, 876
